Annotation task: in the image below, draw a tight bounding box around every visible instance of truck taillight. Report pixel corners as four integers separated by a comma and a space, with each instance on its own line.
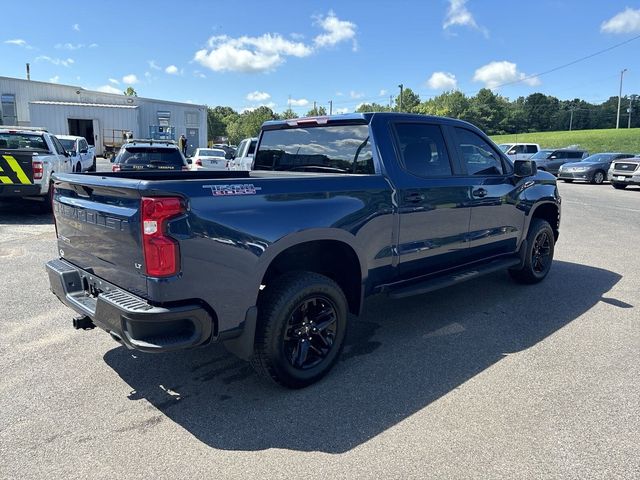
112, 164, 121, 172
195, 159, 202, 167
141, 197, 184, 277
33, 160, 43, 180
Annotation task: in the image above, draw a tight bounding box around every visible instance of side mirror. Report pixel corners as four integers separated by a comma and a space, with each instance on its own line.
507, 149, 516, 155
549, 155, 557, 159
187, 158, 193, 165
514, 159, 537, 177
80, 148, 88, 154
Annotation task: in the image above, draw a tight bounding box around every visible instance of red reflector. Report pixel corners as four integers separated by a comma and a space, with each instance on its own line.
141, 197, 184, 277
112, 164, 121, 172
195, 159, 202, 166
32, 160, 43, 180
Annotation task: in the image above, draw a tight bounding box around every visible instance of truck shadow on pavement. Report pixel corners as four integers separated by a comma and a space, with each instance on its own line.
0, 199, 53, 225
103, 260, 622, 453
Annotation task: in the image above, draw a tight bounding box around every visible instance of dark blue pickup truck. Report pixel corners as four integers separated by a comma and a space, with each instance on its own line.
47, 113, 560, 388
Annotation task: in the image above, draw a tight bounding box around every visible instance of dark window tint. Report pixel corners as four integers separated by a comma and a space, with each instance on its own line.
254, 124, 374, 174
248, 140, 257, 155
455, 128, 504, 175
525, 145, 538, 154
568, 151, 584, 159
117, 147, 185, 168
514, 145, 526, 154
394, 123, 452, 177
0, 133, 48, 151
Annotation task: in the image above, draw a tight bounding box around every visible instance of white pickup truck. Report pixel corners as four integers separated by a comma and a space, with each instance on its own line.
0, 126, 73, 208
57, 135, 96, 172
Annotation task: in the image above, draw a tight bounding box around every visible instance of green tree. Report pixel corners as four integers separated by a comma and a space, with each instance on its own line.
207, 106, 238, 142
355, 102, 390, 113
123, 86, 137, 96
416, 90, 469, 118
305, 106, 328, 116
395, 87, 420, 112
278, 108, 298, 120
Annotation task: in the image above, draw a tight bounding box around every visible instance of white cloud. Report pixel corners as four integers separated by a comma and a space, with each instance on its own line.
313, 11, 357, 50
443, 0, 488, 37
473, 61, 540, 89
122, 74, 138, 85
194, 11, 357, 73
601, 8, 640, 34
247, 91, 271, 101
55, 42, 84, 50
427, 71, 457, 90
148, 60, 161, 70
289, 98, 309, 107
194, 34, 312, 73
96, 85, 122, 94
335, 107, 349, 114
49, 75, 60, 83
72, 24, 80, 31
89, 43, 98, 48
36, 56, 75, 67
379, 89, 388, 96
108, 78, 120, 85
4, 39, 32, 49
193, 70, 206, 78
350, 90, 365, 99
165, 65, 179, 74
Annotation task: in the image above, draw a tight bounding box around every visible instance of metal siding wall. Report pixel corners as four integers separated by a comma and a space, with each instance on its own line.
137, 101, 207, 147
29, 104, 139, 155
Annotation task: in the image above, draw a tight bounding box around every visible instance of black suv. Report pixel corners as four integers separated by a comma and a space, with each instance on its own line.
110, 139, 188, 172
530, 148, 588, 175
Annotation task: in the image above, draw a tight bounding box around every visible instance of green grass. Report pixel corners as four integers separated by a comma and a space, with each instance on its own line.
491, 128, 640, 155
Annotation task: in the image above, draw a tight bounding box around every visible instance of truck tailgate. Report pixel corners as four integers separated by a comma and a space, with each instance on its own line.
0, 150, 34, 186
53, 175, 148, 297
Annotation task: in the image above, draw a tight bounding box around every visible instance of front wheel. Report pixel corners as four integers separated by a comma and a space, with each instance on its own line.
591, 170, 605, 185
509, 218, 555, 284
612, 183, 627, 190
89, 157, 96, 172
251, 272, 348, 388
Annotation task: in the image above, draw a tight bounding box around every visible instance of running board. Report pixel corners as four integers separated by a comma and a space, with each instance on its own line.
387, 257, 522, 299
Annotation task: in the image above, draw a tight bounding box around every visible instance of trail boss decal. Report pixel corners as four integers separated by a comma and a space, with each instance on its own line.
203, 184, 262, 196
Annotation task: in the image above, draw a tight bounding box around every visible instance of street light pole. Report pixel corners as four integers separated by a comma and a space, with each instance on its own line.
398, 83, 404, 112
616, 68, 627, 129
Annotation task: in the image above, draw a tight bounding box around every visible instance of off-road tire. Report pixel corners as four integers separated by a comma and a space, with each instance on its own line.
250, 271, 348, 389
509, 218, 555, 284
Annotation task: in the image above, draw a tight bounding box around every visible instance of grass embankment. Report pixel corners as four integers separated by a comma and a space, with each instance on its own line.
491, 128, 640, 154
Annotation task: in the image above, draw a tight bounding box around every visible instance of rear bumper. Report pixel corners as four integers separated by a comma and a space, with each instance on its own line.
0, 184, 43, 197
46, 258, 214, 352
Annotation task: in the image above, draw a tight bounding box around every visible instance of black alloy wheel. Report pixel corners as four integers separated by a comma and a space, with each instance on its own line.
283, 296, 338, 370
531, 230, 552, 274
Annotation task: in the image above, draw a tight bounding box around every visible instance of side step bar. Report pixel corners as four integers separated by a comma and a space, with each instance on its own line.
387, 257, 522, 299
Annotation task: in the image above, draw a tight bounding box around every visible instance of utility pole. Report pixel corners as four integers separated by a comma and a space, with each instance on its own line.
629, 94, 638, 129
616, 69, 627, 129
26, 63, 30, 81
569, 106, 575, 131
313, 100, 316, 114
398, 84, 404, 112
389, 95, 393, 110
329, 100, 333, 115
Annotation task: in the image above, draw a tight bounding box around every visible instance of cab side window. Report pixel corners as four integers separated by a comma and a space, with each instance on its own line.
395, 123, 452, 177
454, 128, 504, 175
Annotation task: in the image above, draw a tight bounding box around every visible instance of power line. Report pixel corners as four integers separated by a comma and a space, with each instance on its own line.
491, 32, 640, 90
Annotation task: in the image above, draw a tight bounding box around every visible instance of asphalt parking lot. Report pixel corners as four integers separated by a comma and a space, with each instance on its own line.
1, 172, 638, 479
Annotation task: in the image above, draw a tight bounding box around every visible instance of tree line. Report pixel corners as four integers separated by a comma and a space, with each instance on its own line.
208, 88, 640, 145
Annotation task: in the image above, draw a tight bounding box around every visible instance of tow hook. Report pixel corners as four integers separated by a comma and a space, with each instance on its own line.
73, 316, 95, 330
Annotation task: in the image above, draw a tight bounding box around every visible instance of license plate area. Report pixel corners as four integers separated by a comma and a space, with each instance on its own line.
617, 175, 627, 181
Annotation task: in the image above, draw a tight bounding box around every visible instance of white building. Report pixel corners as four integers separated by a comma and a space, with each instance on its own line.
0, 76, 207, 156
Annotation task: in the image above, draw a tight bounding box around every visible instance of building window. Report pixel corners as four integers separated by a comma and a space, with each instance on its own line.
1, 94, 17, 125
157, 110, 171, 127
185, 111, 199, 125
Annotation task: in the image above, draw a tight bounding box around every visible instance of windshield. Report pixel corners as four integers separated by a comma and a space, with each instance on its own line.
0, 133, 49, 151
58, 139, 76, 152
198, 149, 225, 157
580, 153, 616, 162
117, 147, 185, 167
497, 144, 512, 152
531, 149, 553, 159
254, 124, 375, 174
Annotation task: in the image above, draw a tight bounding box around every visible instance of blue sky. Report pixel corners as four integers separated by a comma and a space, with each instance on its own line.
2, 0, 640, 113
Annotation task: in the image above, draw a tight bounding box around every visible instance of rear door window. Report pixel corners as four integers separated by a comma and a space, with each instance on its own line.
525, 145, 538, 154
394, 123, 452, 177
254, 124, 374, 174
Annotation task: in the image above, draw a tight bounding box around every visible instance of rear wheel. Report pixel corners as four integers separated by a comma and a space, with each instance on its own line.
75, 162, 82, 173
612, 183, 627, 190
251, 272, 348, 388
562, 179, 574, 183
89, 157, 96, 172
591, 170, 605, 185
509, 218, 555, 284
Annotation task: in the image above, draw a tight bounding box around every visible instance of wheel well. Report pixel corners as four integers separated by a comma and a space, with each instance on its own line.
532, 203, 559, 241
261, 240, 362, 315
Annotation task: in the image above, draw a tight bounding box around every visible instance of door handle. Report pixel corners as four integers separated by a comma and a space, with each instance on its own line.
472, 188, 488, 198
404, 192, 425, 203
